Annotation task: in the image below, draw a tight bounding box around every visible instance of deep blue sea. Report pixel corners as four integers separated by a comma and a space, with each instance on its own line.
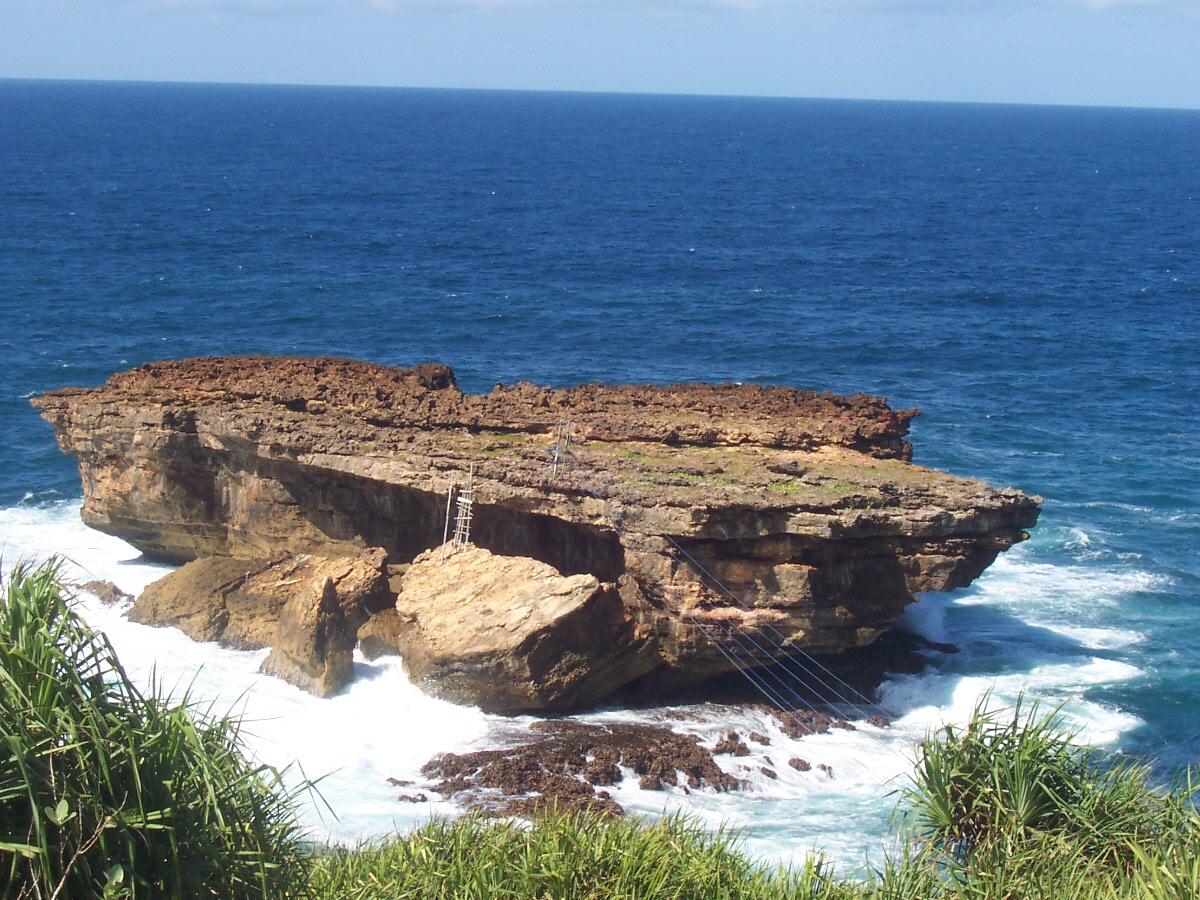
1, 79, 1197, 862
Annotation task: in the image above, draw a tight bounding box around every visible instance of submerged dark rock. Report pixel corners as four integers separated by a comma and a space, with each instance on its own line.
713, 731, 751, 756
81, 579, 133, 606
774, 710, 832, 737
417, 720, 740, 817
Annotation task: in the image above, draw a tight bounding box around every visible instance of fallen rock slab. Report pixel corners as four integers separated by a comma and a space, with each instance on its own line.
258, 577, 359, 698
388, 545, 657, 713
130, 549, 389, 696
129, 556, 267, 645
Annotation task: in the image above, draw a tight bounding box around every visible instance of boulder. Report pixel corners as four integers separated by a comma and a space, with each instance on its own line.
81, 579, 133, 606
129, 556, 266, 644
130, 549, 389, 696
391, 545, 656, 713
259, 577, 358, 697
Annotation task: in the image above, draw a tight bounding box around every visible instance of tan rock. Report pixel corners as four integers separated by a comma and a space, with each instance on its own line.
391, 545, 656, 713
131, 549, 389, 696
259, 577, 358, 698
358, 608, 404, 661
129, 556, 266, 643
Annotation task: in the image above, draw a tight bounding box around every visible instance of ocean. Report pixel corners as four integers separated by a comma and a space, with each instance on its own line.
1, 78, 1197, 868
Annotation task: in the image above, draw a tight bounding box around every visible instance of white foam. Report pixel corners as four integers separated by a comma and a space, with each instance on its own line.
960, 550, 1172, 607
895, 593, 948, 643
0, 501, 1152, 869
1034, 623, 1145, 650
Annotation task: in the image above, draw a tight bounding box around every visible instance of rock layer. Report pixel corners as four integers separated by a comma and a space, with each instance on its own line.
34, 356, 1040, 706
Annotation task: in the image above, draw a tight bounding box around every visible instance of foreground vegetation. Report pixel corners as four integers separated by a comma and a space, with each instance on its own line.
2, 560, 1198, 898
0, 560, 310, 898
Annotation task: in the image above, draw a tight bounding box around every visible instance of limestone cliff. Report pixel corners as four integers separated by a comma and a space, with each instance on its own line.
33, 356, 1040, 705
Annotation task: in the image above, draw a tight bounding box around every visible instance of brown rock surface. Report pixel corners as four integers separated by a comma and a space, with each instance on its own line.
131, 549, 388, 695
34, 356, 1041, 706
391, 545, 655, 713
81, 579, 133, 606
357, 607, 404, 661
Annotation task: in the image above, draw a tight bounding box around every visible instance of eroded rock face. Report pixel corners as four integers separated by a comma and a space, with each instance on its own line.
33, 356, 1041, 703
387, 545, 656, 713
357, 608, 404, 661
131, 549, 389, 696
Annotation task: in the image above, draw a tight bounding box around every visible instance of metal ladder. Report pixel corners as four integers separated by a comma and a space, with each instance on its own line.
450, 464, 474, 551
550, 417, 572, 477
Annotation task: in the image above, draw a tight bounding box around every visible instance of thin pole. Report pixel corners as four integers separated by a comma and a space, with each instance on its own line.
439, 481, 454, 564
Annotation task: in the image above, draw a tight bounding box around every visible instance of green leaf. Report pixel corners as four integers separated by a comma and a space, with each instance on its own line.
0, 841, 42, 859
44, 798, 74, 826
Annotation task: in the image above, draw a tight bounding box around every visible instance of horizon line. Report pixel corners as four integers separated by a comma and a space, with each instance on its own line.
2, 75, 1197, 115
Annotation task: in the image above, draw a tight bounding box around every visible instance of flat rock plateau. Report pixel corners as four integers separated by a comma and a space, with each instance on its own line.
34, 355, 1040, 711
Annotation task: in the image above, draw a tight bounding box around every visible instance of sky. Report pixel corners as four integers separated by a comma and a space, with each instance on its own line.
1, 0, 1198, 109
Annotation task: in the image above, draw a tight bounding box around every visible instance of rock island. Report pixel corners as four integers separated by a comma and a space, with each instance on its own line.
33, 356, 1039, 710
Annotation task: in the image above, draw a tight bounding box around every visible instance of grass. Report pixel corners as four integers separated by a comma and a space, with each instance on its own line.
4, 560, 1200, 898
891, 698, 1200, 898
307, 815, 832, 899
767, 476, 867, 503
0, 559, 312, 898
902, 697, 1194, 861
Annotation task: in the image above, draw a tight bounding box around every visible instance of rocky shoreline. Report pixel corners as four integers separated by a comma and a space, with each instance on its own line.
397, 704, 878, 818
34, 356, 1040, 712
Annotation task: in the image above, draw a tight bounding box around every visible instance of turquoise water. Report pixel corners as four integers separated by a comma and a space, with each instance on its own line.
1, 79, 1197, 860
